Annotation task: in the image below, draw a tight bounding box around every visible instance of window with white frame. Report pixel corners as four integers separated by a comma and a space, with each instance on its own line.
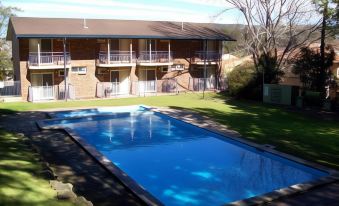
71, 66, 87, 75
337, 67, 339, 77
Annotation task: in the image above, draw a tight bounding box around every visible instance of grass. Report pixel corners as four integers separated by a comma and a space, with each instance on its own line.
1, 92, 339, 170
0, 129, 74, 206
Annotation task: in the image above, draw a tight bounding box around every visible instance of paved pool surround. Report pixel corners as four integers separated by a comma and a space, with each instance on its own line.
37, 105, 339, 206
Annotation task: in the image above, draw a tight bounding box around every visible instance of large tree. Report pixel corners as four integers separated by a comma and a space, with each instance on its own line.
0, 1, 20, 80
224, 0, 322, 86
312, 0, 338, 96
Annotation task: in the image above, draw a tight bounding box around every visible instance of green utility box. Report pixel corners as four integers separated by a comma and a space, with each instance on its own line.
263, 84, 299, 106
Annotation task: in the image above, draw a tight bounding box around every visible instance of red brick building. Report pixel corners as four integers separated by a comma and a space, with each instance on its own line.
7, 17, 234, 101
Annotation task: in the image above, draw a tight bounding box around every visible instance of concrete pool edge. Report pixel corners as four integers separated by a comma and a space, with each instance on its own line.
37, 119, 163, 206
37, 106, 339, 206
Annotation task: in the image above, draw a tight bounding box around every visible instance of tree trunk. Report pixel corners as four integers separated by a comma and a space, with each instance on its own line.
319, 1, 328, 95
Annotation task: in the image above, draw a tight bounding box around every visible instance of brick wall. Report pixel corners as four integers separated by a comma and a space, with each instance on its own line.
15, 38, 221, 100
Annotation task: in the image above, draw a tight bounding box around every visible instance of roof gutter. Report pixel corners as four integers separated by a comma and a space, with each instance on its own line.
15, 34, 236, 41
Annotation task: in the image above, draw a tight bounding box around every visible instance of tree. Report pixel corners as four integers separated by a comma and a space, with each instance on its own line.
312, 0, 338, 96
223, 0, 322, 87
292, 46, 335, 91
0, 1, 20, 80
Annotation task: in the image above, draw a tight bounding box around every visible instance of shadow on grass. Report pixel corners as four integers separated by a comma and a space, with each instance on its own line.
0, 109, 145, 206
169, 94, 339, 170
0, 130, 73, 206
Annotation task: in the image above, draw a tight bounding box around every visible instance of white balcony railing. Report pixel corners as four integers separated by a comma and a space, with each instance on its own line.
189, 77, 216, 91
28, 84, 75, 102
138, 51, 173, 64
96, 81, 130, 98
97, 51, 136, 65
28, 52, 71, 67
193, 51, 220, 63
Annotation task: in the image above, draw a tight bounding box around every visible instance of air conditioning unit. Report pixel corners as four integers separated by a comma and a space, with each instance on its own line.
170, 64, 185, 71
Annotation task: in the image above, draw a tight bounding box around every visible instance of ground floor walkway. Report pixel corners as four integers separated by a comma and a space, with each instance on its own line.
0, 108, 338, 206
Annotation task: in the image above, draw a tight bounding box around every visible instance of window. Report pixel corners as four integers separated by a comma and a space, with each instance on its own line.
71, 67, 87, 75
58, 70, 65, 77
161, 67, 168, 73
29, 39, 52, 53
337, 67, 339, 77
31, 73, 53, 86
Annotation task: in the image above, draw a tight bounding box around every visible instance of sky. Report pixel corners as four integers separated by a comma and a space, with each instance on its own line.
2, 0, 244, 24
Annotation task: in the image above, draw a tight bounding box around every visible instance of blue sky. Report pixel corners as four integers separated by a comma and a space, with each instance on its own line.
3, 0, 243, 24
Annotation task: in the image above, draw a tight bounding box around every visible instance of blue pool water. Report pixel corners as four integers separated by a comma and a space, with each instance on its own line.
46, 106, 328, 206
52, 105, 148, 118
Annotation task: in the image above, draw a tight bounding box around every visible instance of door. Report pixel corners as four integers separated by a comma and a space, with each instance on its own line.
31, 73, 54, 100
109, 70, 119, 95
119, 69, 130, 95
139, 69, 156, 93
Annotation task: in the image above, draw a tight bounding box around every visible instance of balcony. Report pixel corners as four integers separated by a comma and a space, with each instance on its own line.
137, 51, 173, 66
192, 51, 221, 65
97, 51, 136, 67
28, 52, 71, 70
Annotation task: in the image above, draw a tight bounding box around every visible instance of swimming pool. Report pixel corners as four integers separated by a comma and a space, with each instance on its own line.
39, 106, 334, 206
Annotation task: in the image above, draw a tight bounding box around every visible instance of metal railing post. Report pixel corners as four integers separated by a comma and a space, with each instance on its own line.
108, 40, 111, 64
168, 41, 171, 63
37, 42, 41, 66
63, 38, 68, 101
149, 41, 152, 63
130, 41, 133, 63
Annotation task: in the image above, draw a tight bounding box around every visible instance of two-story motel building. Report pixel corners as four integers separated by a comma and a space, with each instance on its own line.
6, 17, 234, 101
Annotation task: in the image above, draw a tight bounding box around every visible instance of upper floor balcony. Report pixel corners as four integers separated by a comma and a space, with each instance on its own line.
192, 51, 221, 65
28, 52, 71, 70
96, 50, 136, 67
137, 51, 173, 66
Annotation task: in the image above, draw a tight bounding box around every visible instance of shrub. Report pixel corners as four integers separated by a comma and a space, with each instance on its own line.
227, 62, 259, 99
303, 90, 322, 107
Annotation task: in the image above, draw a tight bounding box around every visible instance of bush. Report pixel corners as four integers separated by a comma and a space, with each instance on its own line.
227, 62, 260, 99
303, 91, 322, 107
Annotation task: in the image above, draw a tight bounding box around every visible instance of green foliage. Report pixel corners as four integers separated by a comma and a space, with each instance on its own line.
0, 129, 74, 206
227, 62, 260, 99
0, 1, 20, 36
257, 54, 285, 84
304, 91, 322, 107
313, 0, 338, 33
0, 1, 20, 80
292, 46, 335, 91
0, 45, 12, 80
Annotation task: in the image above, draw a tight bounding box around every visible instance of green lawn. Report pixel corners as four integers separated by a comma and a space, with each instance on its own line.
0, 129, 74, 206
1, 93, 339, 170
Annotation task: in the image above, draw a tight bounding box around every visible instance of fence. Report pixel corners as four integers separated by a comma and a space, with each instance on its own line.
189, 77, 216, 91
0, 81, 21, 96
98, 51, 136, 64
138, 51, 173, 63
28, 52, 71, 66
96, 82, 130, 98
28, 84, 75, 102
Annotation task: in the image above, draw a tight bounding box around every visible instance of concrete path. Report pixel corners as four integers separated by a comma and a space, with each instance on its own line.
0, 108, 338, 206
